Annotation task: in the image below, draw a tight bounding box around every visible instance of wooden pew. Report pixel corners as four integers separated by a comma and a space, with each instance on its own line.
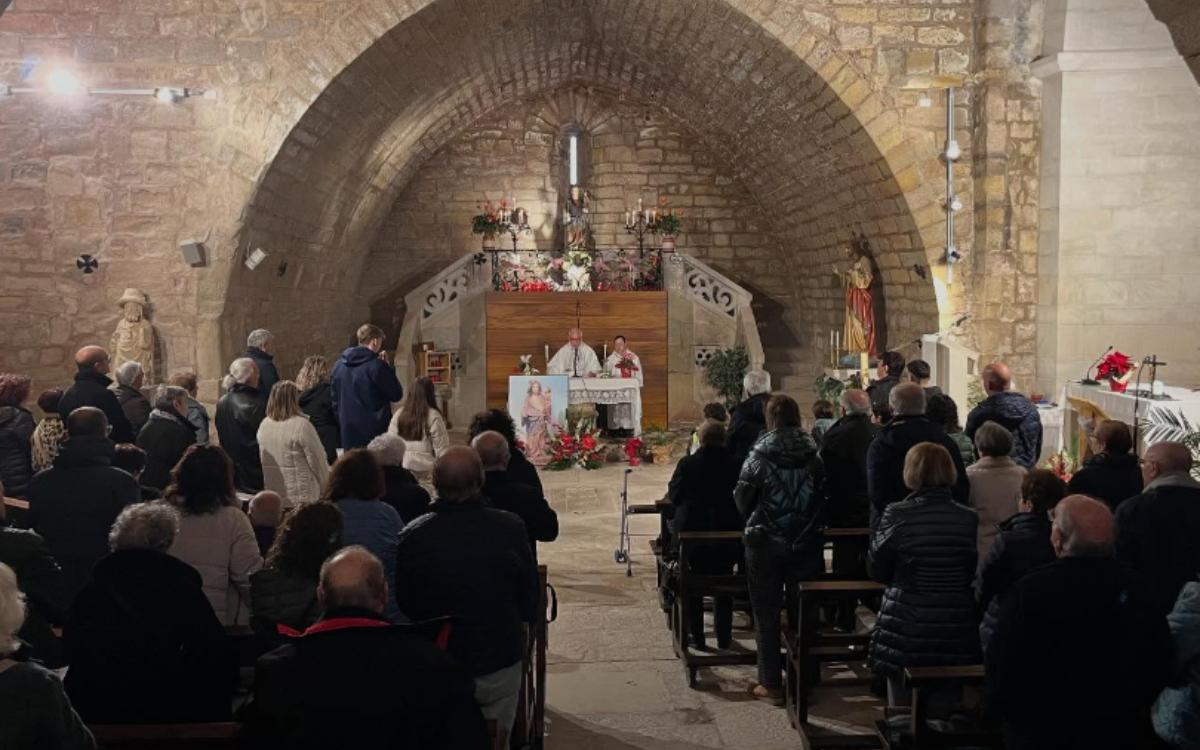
511, 565, 552, 749
673, 531, 756, 687
874, 665, 997, 750
90, 723, 242, 749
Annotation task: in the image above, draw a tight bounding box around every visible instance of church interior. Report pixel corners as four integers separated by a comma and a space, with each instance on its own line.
3, 0, 1200, 748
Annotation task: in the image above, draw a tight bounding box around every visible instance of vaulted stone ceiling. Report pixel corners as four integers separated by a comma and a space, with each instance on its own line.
1146, 0, 1200, 83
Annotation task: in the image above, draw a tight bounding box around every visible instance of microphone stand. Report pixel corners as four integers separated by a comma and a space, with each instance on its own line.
1081, 345, 1113, 386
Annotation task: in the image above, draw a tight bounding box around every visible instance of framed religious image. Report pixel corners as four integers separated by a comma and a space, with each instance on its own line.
508, 375, 569, 467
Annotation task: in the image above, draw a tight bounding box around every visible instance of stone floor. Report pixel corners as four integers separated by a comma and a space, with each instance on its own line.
537, 462, 883, 750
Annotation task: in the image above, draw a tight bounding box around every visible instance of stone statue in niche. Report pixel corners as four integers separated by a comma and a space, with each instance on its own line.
563, 185, 593, 250
833, 242, 877, 356
110, 288, 158, 384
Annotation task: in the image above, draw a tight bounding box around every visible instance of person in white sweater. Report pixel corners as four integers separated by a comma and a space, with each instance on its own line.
388, 377, 449, 487
257, 381, 330, 508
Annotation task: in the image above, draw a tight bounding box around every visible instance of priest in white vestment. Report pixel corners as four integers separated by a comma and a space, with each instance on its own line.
604, 335, 643, 436
547, 327, 601, 377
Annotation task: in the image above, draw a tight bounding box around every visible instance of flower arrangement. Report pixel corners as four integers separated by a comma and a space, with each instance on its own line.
655, 197, 683, 237
1042, 450, 1076, 483
1095, 350, 1137, 393
614, 354, 639, 378
471, 201, 505, 235
519, 280, 551, 292
546, 424, 606, 471
514, 354, 539, 375
624, 438, 643, 466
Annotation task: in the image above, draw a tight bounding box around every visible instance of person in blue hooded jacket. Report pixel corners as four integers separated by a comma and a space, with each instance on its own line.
330, 324, 403, 450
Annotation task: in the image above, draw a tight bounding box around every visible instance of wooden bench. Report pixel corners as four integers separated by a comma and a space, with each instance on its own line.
784, 579, 885, 728
874, 665, 997, 750
90, 723, 242, 749
673, 531, 756, 687
511, 564, 552, 750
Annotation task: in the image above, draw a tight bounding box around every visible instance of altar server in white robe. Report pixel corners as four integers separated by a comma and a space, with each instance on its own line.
604, 335, 643, 436
547, 327, 602, 377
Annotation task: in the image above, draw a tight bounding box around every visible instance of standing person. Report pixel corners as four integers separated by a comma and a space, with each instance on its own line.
0, 374, 35, 498
819, 389, 878, 629
904, 359, 943, 399
367, 434, 432, 525
136, 385, 196, 490
165, 445, 264, 626
965, 362, 1043, 470
295, 355, 340, 464
245, 329, 280, 393
734, 395, 825, 703
967, 422, 1026, 565
1115, 441, 1200, 615
58, 346, 134, 443
250, 502, 344, 641
112, 361, 151, 438
473, 431, 559, 563
809, 400, 836, 446
989, 496, 1170, 750
169, 372, 211, 445
394, 448, 539, 748
728, 369, 772, 465
257, 381, 330, 508
247, 491, 284, 556
867, 351, 905, 415
1067, 419, 1142, 510
31, 388, 67, 472
390, 377, 449, 487
330, 324, 403, 449
27, 407, 140, 600
603, 334, 643, 435
668, 421, 742, 650
322, 450, 404, 623
547, 327, 601, 377
926, 393, 975, 467
869, 443, 979, 708
215, 357, 267, 493
0, 562, 96, 750
467, 408, 543, 496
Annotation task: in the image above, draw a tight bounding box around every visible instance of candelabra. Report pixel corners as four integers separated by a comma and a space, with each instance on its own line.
623, 198, 659, 258
492, 203, 529, 290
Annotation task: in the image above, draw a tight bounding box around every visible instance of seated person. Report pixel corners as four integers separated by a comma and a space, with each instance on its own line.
248, 490, 284, 556
111, 443, 162, 501
1067, 419, 1141, 510
0, 562, 95, 750
367, 433, 432, 525
472, 431, 559, 561
251, 502, 343, 640
689, 402, 728, 455
468, 408, 543, 495
64, 502, 236, 724
0, 480, 69, 668
246, 547, 489, 749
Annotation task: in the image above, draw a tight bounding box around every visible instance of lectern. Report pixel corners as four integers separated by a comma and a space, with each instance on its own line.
920, 333, 979, 414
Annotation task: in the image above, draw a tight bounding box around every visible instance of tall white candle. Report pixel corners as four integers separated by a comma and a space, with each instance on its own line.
544, 344, 550, 366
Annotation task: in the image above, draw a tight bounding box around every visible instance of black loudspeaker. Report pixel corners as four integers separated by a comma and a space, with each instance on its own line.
180, 240, 206, 267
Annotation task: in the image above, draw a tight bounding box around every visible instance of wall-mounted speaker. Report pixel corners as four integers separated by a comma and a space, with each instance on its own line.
180, 239, 206, 267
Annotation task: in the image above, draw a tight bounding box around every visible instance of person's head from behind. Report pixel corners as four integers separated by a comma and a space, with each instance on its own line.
246, 328, 274, 355
295, 355, 331, 392
36, 388, 63, 416
248, 491, 284, 528
66, 406, 108, 439
974, 421, 1013, 459
265, 380, 303, 422
154, 385, 189, 418
925, 393, 962, 433
168, 371, 199, 398
75, 345, 111, 375
902, 442, 958, 491
268, 502, 344, 580
1051, 495, 1114, 559
114, 360, 144, 390
982, 362, 1012, 395
108, 502, 179, 553
318, 546, 387, 614
839, 389, 871, 418
357, 324, 385, 353
366, 432, 407, 468
880, 351, 905, 379
0, 562, 26, 658
872, 403, 894, 425
471, 430, 511, 473
1141, 441, 1193, 486
1092, 419, 1133, 457
812, 400, 834, 420
743, 369, 771, 398
322, 449, 385, 503
226, 357, 259, 391
433, 446, 485, 503
166, 444, 236, 514
0, 373, 32, 408
112, 443, 147, 481
702, 402, 728, 423
698, 420, 726, 449
765, 394, 802, 431
1021, 469, 1066, 515
889, 382, 926, 418
905, 359, 931, 385
468, 408, 518, 447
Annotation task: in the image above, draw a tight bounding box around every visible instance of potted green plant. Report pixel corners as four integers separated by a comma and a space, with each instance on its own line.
704, 348, 750, 410
652, 197, 683, 252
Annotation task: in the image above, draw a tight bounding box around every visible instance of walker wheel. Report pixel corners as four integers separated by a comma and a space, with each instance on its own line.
686, 667, 699, 689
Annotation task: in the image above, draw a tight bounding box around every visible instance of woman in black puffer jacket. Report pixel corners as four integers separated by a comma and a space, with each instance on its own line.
0, 374, 36, 498
869, 441, 979, 706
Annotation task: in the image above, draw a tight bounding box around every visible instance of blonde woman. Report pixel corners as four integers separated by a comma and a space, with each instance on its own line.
295, 355, 339, 463
388, 377, 449, 486
257, 381, 330, 508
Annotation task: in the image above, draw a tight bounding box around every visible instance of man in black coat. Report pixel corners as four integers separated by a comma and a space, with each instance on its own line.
245, 328, 281, 394
330, 324, 403, 449
1068, 418, 1142, 510
395, 448, 538, 748
866, 383, 969, 523
473, 431, 559, 562
215, 357, 268, 492
0, 490, 70, 666
112, 361, 151, 438
965, 362, 1043, 470
727, 369, 772, 465
26, 407, 140, 601
988, 495, 1169, 750
58, 346, 134, 443
135, 385, 196, 490
1115, 441, 1200, 615
867, 350, 905, 414
248, 546, 488, 750
468, 408, 544, 497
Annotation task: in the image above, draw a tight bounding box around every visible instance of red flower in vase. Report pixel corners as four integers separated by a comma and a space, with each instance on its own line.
1095, 351, 1134, 380
581, 435, 597, 451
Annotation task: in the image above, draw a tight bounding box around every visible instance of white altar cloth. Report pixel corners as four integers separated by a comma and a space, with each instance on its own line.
568, 377, 641, 435
1057, 382, 1200, 451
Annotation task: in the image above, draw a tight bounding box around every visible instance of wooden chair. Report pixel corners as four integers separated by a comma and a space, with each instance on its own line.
673, 531, 756, 687
511, 565, 553, 749
90, 723, 242, 749
874, 665, 998, 750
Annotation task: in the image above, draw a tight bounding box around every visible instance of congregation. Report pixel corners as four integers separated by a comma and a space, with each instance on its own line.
1, 328, 1200, 749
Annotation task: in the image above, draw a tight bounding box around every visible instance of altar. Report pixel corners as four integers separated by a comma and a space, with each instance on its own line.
569, 376, 642, 436
1056, 382, 1200, 456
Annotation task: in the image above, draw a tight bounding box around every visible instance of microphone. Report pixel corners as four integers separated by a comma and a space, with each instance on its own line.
1080, 345, 1113, 386
572, 346, 579, 377
951, 313, 970, 328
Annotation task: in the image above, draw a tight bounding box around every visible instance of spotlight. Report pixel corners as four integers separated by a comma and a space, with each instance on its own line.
947, 246, 962, 262
155, 87, 181, 103
244, 247, 268, 271
46, 69, 83, 97
950, 198, 963, 212
941, 139, 962, 163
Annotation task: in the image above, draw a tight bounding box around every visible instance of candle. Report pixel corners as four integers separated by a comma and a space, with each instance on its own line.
860, 352, 870, 383
544, 344, 550, 366
638, 197, 643, 211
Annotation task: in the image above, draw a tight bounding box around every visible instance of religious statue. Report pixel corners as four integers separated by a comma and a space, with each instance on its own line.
563, 185, 592, 250
110, 288, 157, 383
833, 245, 877, 356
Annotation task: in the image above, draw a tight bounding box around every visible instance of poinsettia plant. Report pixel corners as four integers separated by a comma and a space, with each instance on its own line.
614, 354, 639, 378
546, 424, 606, 471
624, 438, 643, 466
1095, 350, 1137, 393
471, 201, 504, 235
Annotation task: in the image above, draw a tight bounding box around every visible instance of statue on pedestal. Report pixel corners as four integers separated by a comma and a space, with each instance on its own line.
833, 244, 877, 357
563, 185, 593, 251
110, 288, 157, 384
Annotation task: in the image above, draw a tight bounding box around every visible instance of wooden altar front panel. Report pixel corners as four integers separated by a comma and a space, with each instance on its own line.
485, 292, 668, 428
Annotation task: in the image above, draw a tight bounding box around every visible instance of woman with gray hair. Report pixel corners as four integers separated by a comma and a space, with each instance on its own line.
0, 562, 95, 749
368, 432, 431, 524
967, 421, 1026, 564
113, 359, 151, 436
63, 502, 236, 724
135, 385, 196, 490
216, 357, 267, 492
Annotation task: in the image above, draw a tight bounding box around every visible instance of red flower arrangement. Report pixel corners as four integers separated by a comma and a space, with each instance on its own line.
519, 280, 551, 292
546, 425, 606, 470
1095, 350, 1136, 393
624, 438, 643, 466
614, 355, 639, 379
